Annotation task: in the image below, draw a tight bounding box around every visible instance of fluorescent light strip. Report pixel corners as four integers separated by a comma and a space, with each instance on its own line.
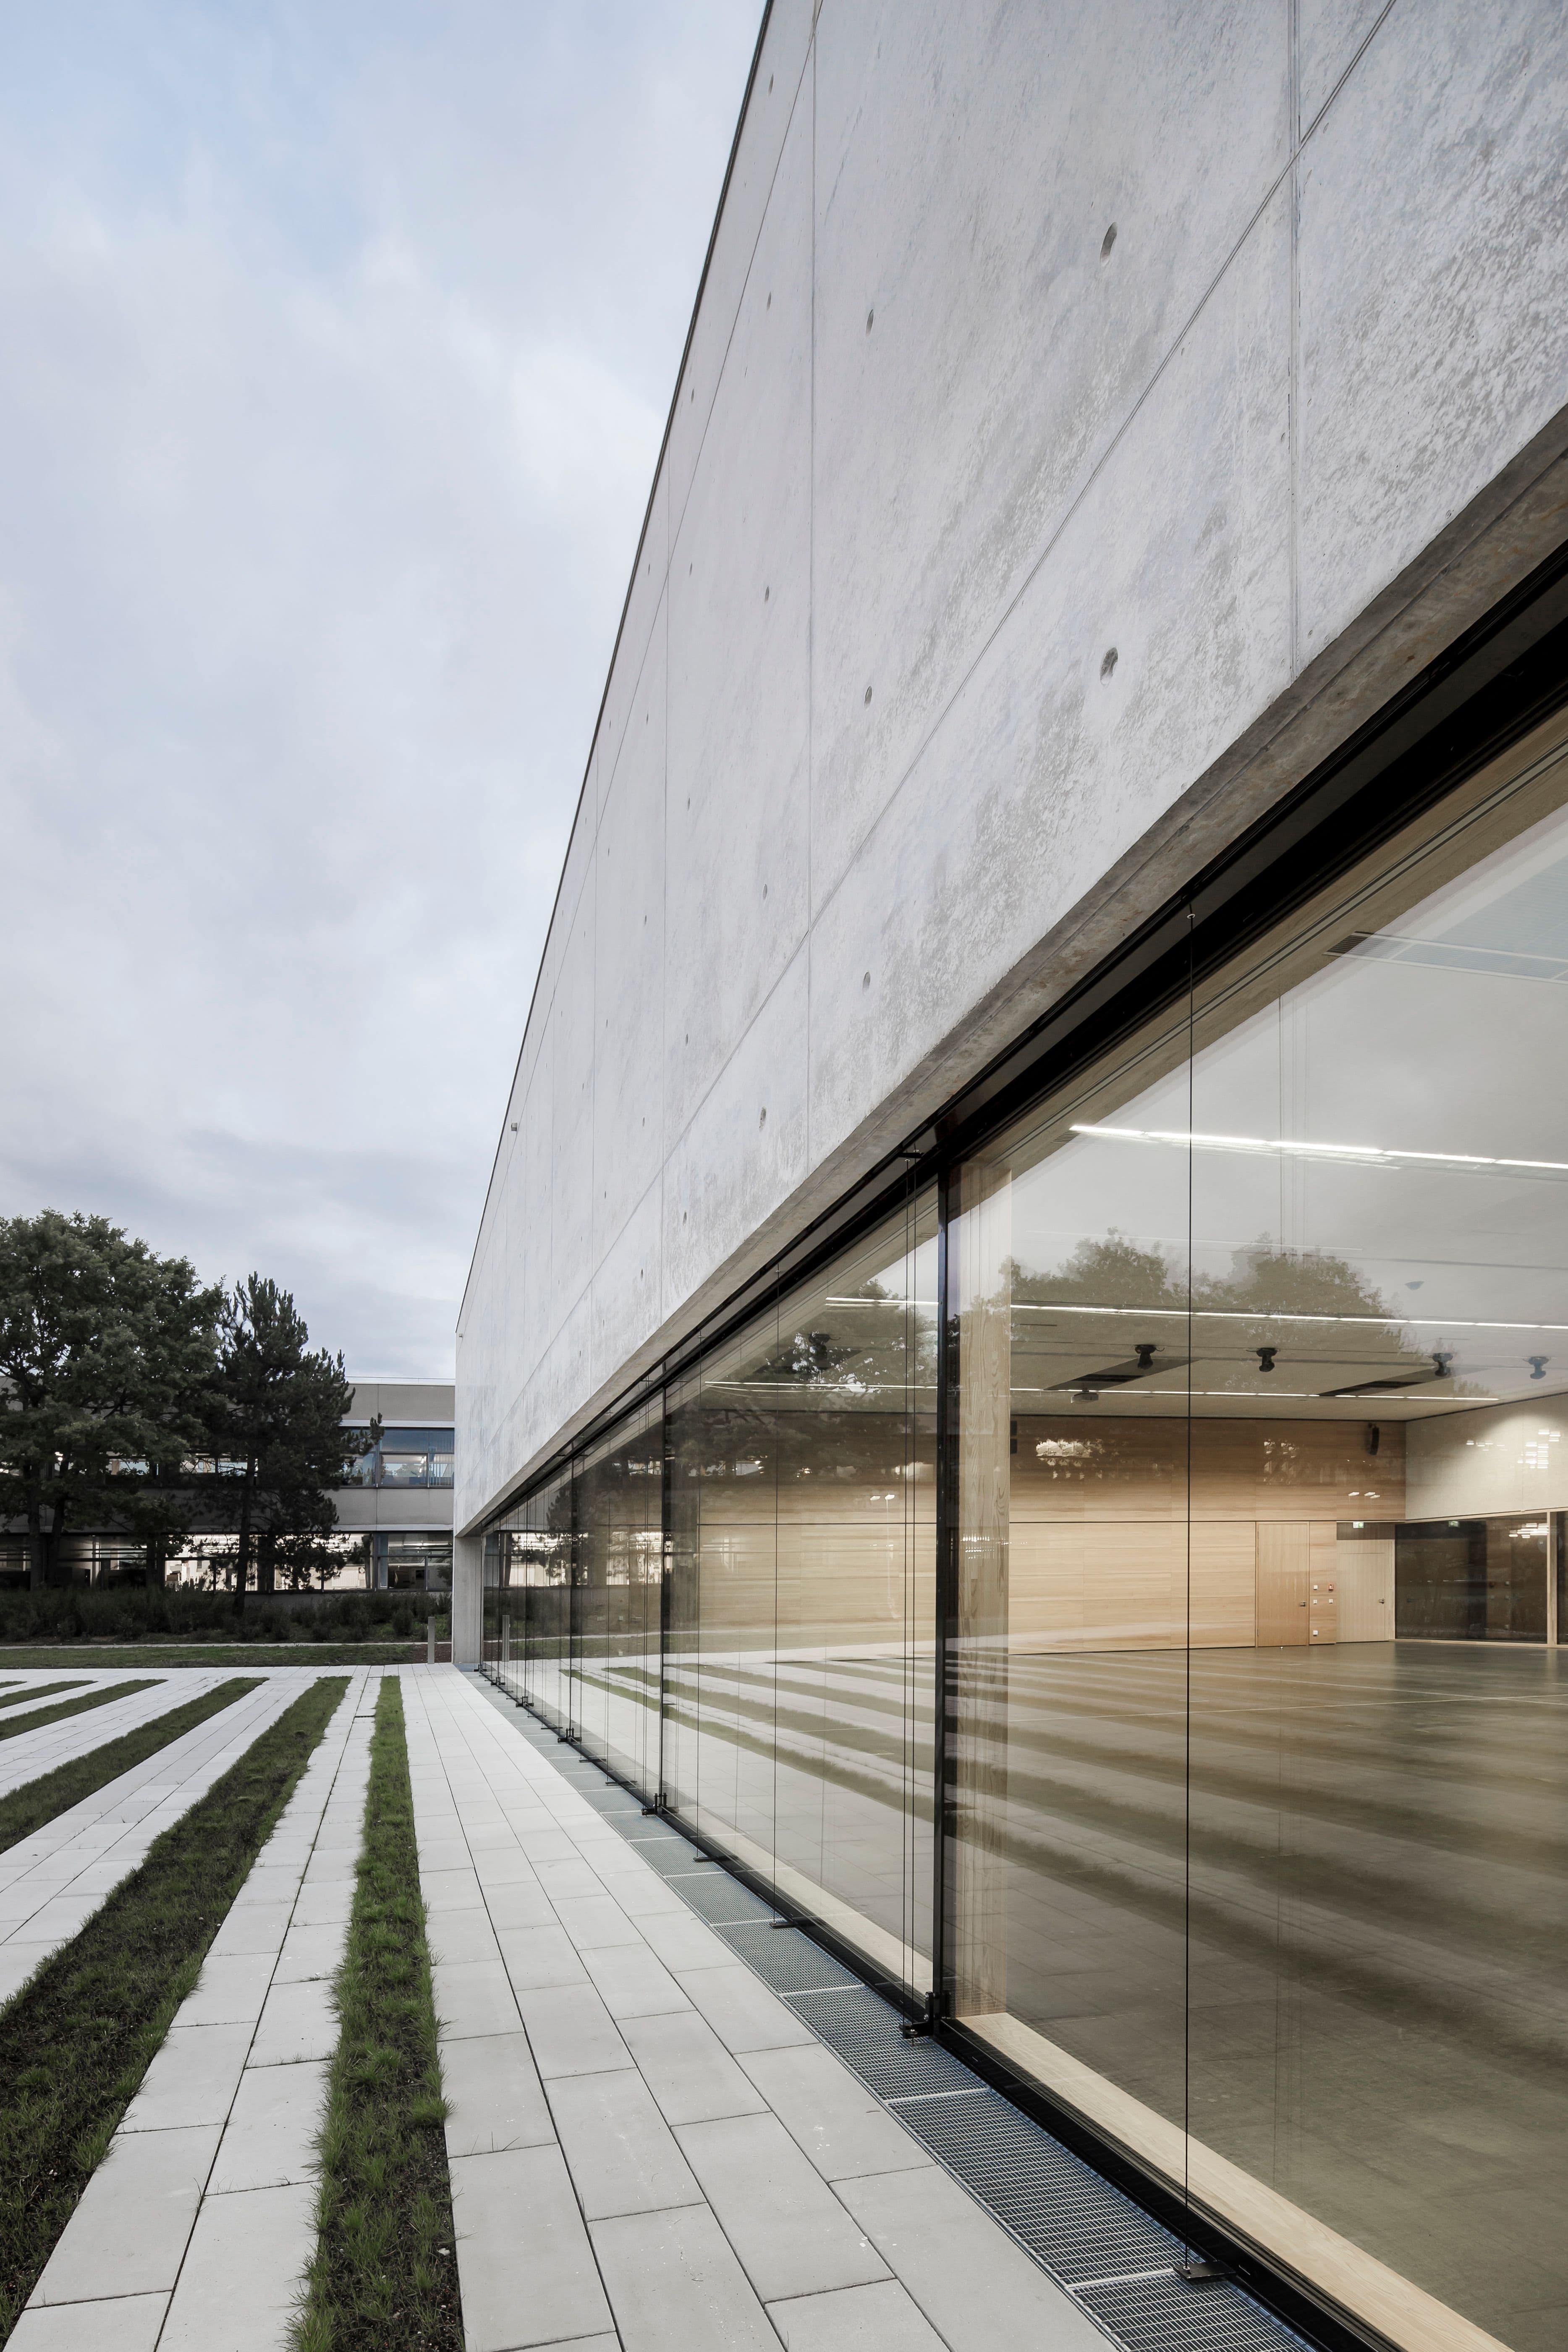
1010, 1390, 1499, 1405
1011, 1304, 1568, 1333
1071, 1123, 1568, 1176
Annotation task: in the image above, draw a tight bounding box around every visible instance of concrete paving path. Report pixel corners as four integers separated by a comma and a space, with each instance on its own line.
0, 1668, 349, 2008
0, 1669, 238, 1801
406, 1671, 1100, 2352
12, 1666, 377, 2352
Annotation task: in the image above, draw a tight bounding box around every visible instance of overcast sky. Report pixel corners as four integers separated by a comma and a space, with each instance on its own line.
0, 0, 759, 1380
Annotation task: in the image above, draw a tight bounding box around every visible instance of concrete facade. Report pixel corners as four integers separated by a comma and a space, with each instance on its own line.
457, 0, 1568, 1535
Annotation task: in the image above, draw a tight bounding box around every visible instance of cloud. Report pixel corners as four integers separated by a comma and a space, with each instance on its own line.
0, 0, 759, 1377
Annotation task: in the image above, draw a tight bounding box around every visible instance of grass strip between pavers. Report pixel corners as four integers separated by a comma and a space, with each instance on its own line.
0, 1681, 89, 1714
0, 1678, 163, 1746
0, 1673, 351, 2340
0, 1676, 264, 1860
296, 1676, 462, 2351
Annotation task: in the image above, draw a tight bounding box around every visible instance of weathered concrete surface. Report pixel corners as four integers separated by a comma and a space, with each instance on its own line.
457, 0, 1568, 1532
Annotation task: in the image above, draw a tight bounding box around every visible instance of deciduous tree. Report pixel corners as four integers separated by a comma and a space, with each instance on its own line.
0, 1210, 220, 1588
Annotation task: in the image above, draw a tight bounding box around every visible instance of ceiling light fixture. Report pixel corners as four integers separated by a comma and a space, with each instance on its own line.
1070, 1123, 1568, 1176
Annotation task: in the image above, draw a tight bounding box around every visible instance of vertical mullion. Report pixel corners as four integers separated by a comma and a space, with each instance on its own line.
931, 1156, 955, 2025
658, 1386, 671, 1806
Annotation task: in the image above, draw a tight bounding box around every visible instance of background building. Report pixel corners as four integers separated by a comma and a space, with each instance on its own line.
337, 1379, 454, 1592
453, 10, 1568, 2352
0, 1376, 454, 1592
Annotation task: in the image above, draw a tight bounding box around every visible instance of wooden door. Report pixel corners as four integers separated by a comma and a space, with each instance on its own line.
1336, 1537, 1394, 1642
1256, 1522, 1309, 1645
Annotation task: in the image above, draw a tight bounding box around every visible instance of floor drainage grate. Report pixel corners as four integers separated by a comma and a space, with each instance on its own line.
664, 1868, 779, 1929
478, 1679, 1314, 2352
718, 1920, 861, 1994
908, 2084, 1179, 2277
1078, 2274, 1304, 2352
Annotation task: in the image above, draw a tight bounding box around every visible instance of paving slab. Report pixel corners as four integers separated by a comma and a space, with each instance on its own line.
32, 2127, 223, 2303
8, 2290, 169, 2351
495, 1921, 588, 1989
618, 2009, 771, 2127
249, 1975, 338, 2066
670, 1962, 818, 2054
208, 2058, 330, 2191
425, 1904, 505, 1965
442, 2029, 556, 2156
547, 2067, 704, 2220
434, 1954, 524, 2037
674, 2111, 891, 2302
589, 2204, 778, 2352
122, 2022, 254, 2133
767, 2279, 949, 2352
739, 2044, 933, 2182
449, 2144, 613, 2352
158, 2180, 317, 2351
403, 1670, 1105, 2352
513, 1980, 633, 2079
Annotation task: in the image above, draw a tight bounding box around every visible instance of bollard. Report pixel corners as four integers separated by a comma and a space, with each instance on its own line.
427, 1619, 436, 1666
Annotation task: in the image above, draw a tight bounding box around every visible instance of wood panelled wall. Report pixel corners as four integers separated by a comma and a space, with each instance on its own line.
1010, 1416, 1403, 1652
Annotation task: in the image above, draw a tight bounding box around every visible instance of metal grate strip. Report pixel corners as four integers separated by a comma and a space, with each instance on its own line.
717, 1920, 862, 1995
1079, 2275, 1304, 2352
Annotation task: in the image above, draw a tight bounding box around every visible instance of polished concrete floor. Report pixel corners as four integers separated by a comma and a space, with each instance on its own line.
1001, 1641, 1568, 2352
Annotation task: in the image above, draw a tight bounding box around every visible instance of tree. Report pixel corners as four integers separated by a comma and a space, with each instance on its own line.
0, 1210, 221, 1589
204, 1276, 373, 1610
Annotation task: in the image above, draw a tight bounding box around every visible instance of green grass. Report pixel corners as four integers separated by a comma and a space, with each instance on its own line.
0, 1681, 89, 1714
0, 1677, 263, 1860
295, 1677, 461, 2352
0, 1679, 162, 1745
0, 1674, 350, 2338
0, 1646, 429, 1671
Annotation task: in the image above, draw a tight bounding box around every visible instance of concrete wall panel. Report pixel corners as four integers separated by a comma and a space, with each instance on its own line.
809, 0, 1290, 917
661, 941, 810, 1325
599, 476, 668, 827
665, 0, 814, 534
544, 878, 598, 1359
1298, 0, 1568, 658
594, 596, 668, 1253
809, 183, 1293, 1165
666, 76, 814, 1146
591, 1175, 664, 1404
1298, 0, 1388, 131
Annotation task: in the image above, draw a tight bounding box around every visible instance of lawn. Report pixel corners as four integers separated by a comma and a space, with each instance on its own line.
0, 1678, 163, 1744
0, 1676, 262, 1860
0, 1674, 350, 2336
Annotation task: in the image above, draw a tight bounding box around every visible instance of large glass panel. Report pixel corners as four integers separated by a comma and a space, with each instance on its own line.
1183, 706, 1568, 2352
665, 1189, 938, 1991
947, 1015, 1195, 2136
571, 1404, 663, 1793
496, 1468, 573, 1727
952, 697, 1568, 2352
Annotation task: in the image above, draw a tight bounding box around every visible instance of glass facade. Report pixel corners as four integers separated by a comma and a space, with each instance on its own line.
343, 1425, 455, 1488
482, 693, 1568, 2352
371, 1530, 453, 1590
